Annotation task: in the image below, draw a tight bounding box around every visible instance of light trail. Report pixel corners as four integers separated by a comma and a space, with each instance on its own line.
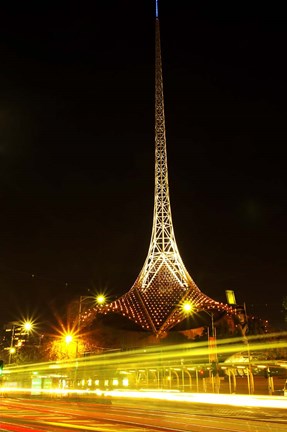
3, 332, 287, 377
1, 386, 287, 410
107, 389, 287, 409
2, 332, 286, 406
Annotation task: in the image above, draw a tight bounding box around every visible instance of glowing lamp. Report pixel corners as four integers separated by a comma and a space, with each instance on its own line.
23, 321, 33, 332
182, 301, 194, 314
96, 294, 106, 305
65, 334, 73, 344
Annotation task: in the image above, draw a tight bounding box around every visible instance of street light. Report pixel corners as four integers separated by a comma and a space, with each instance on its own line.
75, 293, 107, 358
65, 334, 73, 344
204, 310, 217, 363
77, 293, 107, 328
9, 346, 16, 357
23, 321, 33, 332
181, 303, 217, 361
59, 331, 76, 359
7, 320, 35, 364
181, 300, 194, 314
96, 294, 106, 306
181, 304, 219, 389
180, 303, 216, 346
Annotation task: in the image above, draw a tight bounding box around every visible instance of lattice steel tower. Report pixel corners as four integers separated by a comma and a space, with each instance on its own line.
85, 0, 232, 337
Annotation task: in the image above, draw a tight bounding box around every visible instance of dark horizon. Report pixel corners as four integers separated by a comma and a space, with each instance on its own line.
0, 1, 286, 328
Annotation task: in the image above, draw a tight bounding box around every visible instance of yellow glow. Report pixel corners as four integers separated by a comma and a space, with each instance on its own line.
96, 294, 106, 305
2, 333, 286, 373
1, 387, 286, 410
106, 390, 287, 409
2, 331, 287, 396
0, 387, 107, 398
65, 334, 73, 344
122, 378, 129, 387
225, 290, 236, 305
23, 321, 33, 332
9, 347, 16, 354
182, 301, 194, 313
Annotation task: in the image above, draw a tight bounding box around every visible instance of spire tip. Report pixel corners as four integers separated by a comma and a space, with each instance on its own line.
155, 0, 159, 18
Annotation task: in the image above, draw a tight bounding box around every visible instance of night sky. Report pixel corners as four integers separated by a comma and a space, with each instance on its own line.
0, 1, 286, 328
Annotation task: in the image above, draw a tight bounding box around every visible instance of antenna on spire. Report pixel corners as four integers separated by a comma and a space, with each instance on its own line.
155, 0, 159, 18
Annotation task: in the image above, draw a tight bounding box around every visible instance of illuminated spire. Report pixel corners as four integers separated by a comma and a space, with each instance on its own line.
83, 1, 233, 336
155, 0, 159, 18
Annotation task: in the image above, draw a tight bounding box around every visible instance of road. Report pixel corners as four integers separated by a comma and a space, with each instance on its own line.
0, 396, 286, 432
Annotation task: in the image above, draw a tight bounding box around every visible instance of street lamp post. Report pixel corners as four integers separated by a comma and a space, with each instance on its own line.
181, 302, 218, 391
8, 325, 16, 364
76, 296, 87, 359
7, 320, 34, 364
242, 302, 254, 395
180, 303, 217, 364
76, 294, 106, 358
233, 302, 254, 394
204, 310, 220, 393
205, 311, 217, 364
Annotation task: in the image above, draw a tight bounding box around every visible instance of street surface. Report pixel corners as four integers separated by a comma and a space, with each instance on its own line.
0, 396, 287, 432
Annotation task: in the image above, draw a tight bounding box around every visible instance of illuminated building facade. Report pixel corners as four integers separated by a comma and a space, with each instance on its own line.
84, 0, 233, 337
